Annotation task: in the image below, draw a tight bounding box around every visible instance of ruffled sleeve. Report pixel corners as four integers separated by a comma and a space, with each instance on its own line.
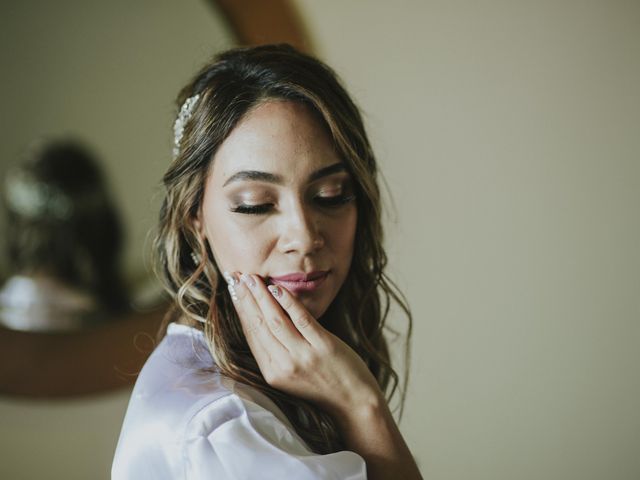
183, 394, 367, 480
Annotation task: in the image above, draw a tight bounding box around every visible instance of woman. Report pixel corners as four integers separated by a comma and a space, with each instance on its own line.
0, 139, 129, 331
113, 44, 422, 479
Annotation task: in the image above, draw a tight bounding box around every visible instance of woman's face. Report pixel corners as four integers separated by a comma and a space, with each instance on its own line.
196, 100, 357, 319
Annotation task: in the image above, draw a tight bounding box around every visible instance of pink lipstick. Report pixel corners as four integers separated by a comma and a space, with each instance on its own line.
267, 271, 329, 294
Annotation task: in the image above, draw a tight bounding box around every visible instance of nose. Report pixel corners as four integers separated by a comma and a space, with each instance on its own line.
278, 202, 325, 256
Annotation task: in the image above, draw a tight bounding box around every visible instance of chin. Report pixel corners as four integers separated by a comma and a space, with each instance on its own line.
303, 303, 325, 320
298, 296, 330, 321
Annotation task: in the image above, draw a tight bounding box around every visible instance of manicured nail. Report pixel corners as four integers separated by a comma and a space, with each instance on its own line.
227, 284, 238, 301
241, 273, 256, 288
223, 271, 238, 286
267, 285, 281, 298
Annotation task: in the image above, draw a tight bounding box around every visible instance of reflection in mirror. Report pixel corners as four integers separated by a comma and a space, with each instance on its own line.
0, 138, 130, 332
0, 0, 236, 321
0, 0, 239, 402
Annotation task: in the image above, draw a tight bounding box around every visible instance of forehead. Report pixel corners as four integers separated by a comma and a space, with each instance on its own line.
208, 100, 340, 186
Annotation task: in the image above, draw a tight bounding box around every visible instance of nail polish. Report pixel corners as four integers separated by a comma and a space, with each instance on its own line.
227, 284, 238, 301
268, 285, 281, 298
241, 273, 256, 288
223, 271, 238, 286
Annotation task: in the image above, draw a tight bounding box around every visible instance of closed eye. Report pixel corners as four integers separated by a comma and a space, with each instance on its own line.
315, 193, 356, 208
230, 203, 273, 215
230, 194, 356, 215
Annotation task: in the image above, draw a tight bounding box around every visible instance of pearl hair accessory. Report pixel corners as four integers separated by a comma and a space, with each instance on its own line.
5, 171, 73, 220
172, 93, 201, 159
4, 170, 105, 221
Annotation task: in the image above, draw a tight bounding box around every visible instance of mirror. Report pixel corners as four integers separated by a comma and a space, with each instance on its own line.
0, 0, 236, 322
0, 0, 310, 394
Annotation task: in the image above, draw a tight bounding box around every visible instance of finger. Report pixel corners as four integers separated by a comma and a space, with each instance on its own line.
224, 271, 287, 366
240, 273, 308, 350
266, 283, 326, 346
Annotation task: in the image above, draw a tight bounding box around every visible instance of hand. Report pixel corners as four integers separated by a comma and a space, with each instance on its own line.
223, 271, 383, 417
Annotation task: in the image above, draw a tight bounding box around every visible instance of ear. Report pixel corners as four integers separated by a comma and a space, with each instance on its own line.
192, 207, 205, 236
193, 217, 202, 233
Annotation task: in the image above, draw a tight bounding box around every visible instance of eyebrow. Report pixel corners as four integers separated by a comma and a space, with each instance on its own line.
222, 162, 347, 187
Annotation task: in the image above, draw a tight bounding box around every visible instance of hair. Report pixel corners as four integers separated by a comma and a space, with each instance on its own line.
1, 139, 130, 315
153, 44, 412, 454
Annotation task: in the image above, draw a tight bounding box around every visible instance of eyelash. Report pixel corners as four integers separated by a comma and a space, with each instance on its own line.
231, 194, 356, 215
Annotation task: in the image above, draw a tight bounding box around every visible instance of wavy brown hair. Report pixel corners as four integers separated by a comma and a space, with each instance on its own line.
153, 44, 412, 454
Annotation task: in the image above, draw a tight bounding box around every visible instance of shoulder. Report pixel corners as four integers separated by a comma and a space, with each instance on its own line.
112, 323, 367, 479
115, 323, 235, 432
112, 323, 233, 478
183, 391, 367, 480
127, 323, 302, 441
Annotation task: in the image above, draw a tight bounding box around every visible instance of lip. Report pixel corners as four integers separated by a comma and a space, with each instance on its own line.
267, 270, 329, 294
269, 271, 329, 282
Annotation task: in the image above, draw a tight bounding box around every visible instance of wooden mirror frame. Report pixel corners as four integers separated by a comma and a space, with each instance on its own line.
0, 0, 312, 398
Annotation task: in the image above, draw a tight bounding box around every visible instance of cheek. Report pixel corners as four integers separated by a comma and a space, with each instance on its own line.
329, 207, 358, 263
204, 209, 272, 272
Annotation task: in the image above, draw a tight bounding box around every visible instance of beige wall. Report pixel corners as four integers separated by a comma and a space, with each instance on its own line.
294, 1, 640, 479
0, 392, 131, 479
1, 1, 639, 479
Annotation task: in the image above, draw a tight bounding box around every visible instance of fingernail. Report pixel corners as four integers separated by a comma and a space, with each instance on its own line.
223, 271, 238, 286
241, 273, 256, 288
227, 284, 238, 301
267, 285, 281, 298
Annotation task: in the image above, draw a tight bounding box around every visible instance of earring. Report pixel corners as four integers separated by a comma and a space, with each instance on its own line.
190, 251, 200, 265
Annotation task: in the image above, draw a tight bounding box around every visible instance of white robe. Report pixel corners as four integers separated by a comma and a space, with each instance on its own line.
0, 274, 99, 332
112, 323, 367, 479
